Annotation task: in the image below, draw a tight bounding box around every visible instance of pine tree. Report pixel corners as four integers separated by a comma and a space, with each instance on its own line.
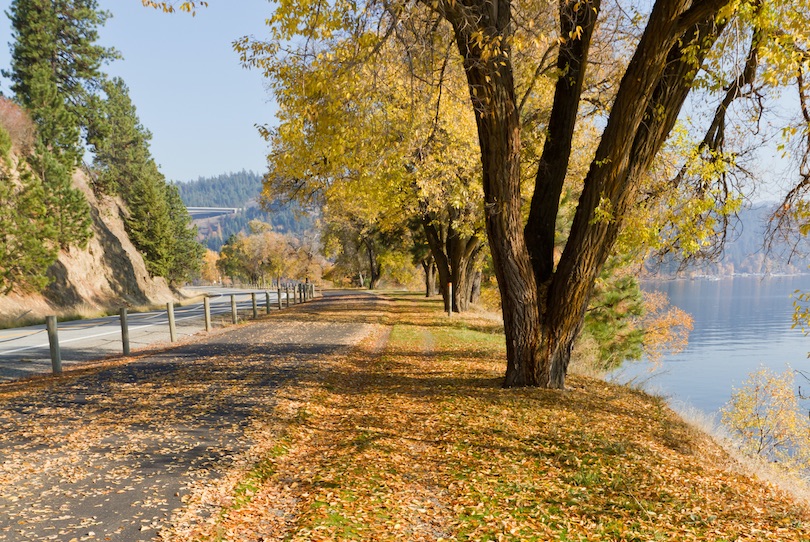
164, 183, 204, 285
86, 77, 203, 284
6, 0, 116, 159
0, 126, 58, 293
86, 77, 151, 196
6, 0, 116, 250
124, 163, 174, 278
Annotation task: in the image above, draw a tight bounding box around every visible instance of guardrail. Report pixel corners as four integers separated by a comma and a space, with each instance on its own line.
42, 283, 317, 375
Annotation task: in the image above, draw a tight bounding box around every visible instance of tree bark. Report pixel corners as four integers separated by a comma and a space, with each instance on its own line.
445, 0, 542, 386
431, 0, 733, 388
538, 1, 729, 388
363, 237, 382, 289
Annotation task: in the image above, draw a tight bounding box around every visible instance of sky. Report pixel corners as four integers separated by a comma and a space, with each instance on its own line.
0, 0, 276, 182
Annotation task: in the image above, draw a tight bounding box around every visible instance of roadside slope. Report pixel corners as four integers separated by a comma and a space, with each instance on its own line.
184, 292, 810, 541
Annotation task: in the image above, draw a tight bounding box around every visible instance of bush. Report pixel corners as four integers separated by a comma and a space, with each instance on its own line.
721, 366, 810, 474
0, 97, 35, 155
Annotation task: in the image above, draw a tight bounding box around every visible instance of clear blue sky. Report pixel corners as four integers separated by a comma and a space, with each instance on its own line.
0, 1, 275, 182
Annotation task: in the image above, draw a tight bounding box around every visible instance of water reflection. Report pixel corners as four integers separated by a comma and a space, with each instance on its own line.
609, 275, 810, 414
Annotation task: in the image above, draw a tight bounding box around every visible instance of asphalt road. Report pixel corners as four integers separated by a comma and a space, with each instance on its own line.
0, 286, 299, 383
0, 291, 378, 541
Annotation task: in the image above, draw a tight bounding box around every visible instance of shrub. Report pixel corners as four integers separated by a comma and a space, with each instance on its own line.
0, 97, 35, 155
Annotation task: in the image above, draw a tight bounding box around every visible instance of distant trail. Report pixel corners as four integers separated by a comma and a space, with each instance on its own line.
0, 291, 380, 542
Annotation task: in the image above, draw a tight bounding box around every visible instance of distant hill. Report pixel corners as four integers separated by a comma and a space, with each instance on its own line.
175, 171, 315, 251
175, 170, 264, 208
646, 203, 810, 277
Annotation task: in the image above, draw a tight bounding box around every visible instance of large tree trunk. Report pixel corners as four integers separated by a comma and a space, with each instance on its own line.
447, 4, 543, 386
534, 0, 729, 388
438, 0, 731, 388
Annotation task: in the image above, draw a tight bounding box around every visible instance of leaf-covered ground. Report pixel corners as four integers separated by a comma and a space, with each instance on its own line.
175, 292, 810, 541
2, 291, 809, 541
0, 297, 373, 541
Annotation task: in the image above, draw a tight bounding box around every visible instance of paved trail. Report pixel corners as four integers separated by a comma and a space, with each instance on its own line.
0, 292, 377, 541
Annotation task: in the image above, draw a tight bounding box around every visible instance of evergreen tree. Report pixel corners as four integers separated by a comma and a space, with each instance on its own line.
86, 77, 152, 196
5, 0, 115, 250
6, 0, 116, 159
0, 126, 58, 293
165, 183, 204, 285
124, 163, 174, 278
86, 77, 203, 284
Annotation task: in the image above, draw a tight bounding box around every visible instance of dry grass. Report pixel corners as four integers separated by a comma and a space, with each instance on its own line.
173, 292, 810, 541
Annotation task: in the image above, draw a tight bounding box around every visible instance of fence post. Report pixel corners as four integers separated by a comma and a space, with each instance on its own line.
278, 287, 283, 310
231, 294, 238, 324
46, 315, 62, 375
203, 296, 211, 331
265, 291, 271, 314
448, 283, 453, 317
252, 292, 258, 319
167, 302, 177, 342
120, 307, 130, 356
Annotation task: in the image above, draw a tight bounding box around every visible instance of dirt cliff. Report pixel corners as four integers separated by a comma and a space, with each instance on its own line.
0, 168, 180, 326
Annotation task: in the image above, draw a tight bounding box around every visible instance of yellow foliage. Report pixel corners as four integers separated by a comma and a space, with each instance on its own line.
721, 366, 810, 474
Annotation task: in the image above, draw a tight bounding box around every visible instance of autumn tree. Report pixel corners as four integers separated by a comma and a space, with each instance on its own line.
250, 10, 487, 306
172, 0, 810, 387
722, 367, 810, 473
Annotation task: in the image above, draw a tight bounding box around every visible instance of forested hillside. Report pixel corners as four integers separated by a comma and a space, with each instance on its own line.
647, 204, 810, 277
175, 170, 263, 208
176, 171, 315, 251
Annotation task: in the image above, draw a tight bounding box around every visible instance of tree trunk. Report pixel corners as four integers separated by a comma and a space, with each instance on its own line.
448, 6, 542, 386
469, 271, 482, 305
422, 215, 484, 313
364, 238, 382, 289
533, 0, 729, 388
421, 257, 438, 297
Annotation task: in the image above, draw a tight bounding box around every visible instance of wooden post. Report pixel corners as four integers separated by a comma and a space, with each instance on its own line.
167, 302, 177, 342
448, 283, 453, 317
231, 294, 238, 324
252, 292, 258, 319
204, 296, 211, 331
46, 316, 62, 375
120, 308, 130, 356
277, 287, 283, 310
265, 291, 271, 314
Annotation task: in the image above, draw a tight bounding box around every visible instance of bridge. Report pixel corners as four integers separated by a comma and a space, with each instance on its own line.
186, 207, 241, 219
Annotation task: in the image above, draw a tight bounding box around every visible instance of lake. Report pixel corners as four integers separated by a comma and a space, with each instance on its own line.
609, 275, 810, 414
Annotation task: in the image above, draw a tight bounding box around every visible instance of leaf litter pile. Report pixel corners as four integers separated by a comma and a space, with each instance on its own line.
2, 291, 810, 541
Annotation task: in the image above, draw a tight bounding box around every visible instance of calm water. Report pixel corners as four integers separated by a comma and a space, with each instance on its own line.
610, 275, 810, 414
